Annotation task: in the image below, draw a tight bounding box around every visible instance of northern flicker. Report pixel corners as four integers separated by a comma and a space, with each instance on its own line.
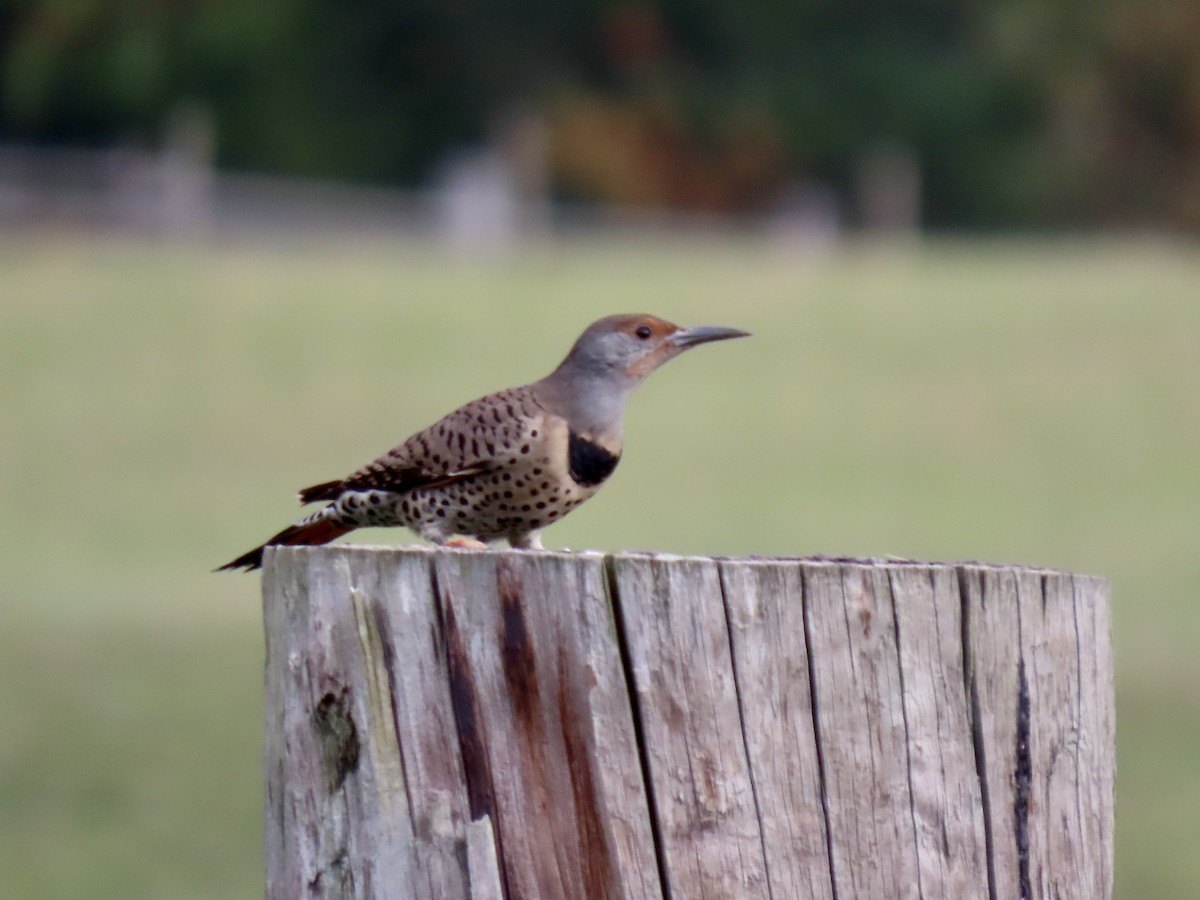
218, 314, 748, 571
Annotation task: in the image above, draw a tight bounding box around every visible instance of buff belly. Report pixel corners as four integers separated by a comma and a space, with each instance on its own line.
331, 452, 598, 542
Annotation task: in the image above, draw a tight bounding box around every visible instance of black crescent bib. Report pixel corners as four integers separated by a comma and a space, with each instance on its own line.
567, 431, 621, 487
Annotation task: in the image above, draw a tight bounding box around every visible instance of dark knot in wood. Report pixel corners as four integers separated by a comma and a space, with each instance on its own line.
312, 689, 360, 793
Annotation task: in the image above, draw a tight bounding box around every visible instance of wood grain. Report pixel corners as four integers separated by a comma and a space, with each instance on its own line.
888, 565, 989, 898
802, 562, 920, 899
431, 548, 661, 900
717, 559, 835, 899
263, 547, 1114, 900
610, 553, 770, 898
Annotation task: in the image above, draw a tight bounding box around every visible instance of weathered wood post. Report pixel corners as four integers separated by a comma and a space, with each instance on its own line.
263, 546, 1113, 900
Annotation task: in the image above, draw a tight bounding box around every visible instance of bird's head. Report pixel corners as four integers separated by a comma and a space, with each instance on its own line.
557, 314, 750, 385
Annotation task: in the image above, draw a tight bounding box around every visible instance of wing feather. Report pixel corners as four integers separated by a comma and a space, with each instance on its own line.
297, 386, 541, 504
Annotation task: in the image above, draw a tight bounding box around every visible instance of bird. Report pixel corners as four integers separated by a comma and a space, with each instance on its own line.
218, 313, 749, 571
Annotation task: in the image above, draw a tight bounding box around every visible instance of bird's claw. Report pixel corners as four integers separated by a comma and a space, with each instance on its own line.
442, 536, 488, 549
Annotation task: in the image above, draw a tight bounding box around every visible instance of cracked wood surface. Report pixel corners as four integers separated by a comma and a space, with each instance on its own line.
264, 546, 1113, 900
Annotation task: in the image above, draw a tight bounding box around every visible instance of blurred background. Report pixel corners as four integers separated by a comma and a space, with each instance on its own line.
1, 2, 1197, 897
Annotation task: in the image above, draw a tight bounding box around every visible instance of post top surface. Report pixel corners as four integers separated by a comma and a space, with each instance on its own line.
262, 543, 1101, 581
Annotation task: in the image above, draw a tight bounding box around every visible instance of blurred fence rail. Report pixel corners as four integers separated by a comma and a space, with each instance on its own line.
0, 141, 429, 238
0, 140, 852, 248
262, 545, 1113, 899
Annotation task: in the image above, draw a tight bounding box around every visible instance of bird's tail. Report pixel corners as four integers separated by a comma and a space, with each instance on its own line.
216, 515, 354, 572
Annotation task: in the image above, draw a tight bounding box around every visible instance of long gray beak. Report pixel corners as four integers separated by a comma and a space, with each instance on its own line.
670, 325, 752, 349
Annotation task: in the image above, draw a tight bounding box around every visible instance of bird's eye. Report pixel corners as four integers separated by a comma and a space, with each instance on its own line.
635, 325, 653, 339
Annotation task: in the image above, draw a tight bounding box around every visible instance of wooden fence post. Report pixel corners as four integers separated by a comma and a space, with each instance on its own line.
262, 546, 1113, 900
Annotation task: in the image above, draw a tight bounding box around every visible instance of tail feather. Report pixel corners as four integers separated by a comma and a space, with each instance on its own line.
216, 517, 354, 572
298, 479, 344, 504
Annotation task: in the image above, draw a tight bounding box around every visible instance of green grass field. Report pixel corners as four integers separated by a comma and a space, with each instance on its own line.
1, 232, 1197, 897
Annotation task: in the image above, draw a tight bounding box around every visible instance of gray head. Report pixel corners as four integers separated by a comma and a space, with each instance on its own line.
554, 314, 749, 384
541, 314, 749, 435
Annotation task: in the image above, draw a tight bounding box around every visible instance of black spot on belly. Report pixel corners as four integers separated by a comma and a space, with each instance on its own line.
568, 431, 620, 487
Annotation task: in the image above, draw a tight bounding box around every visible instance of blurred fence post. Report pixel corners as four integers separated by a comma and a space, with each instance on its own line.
159, 104, 215, 236
262, 546, 1114, 899
856, 142, 921, 236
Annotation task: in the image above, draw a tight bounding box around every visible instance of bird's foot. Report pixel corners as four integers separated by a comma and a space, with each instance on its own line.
509, 530, 544, 550
441, 536, 488, 550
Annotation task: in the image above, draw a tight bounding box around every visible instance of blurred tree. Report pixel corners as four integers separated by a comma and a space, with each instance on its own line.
1, 0, 1197, 228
